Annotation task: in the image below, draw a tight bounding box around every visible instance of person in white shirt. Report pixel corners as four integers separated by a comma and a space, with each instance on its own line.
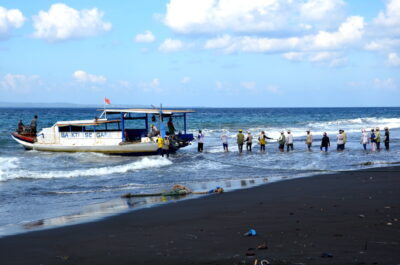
245, 131, 253, 152
197, 130, 204, 152
305, 130, 313, 151
220, 130, 229, 152
360, 129, 369, 151
337, 130, 345, 151
286, 130, 294, 152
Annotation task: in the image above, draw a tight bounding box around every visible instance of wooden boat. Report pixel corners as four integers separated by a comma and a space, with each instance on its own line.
11, 108, 194, 156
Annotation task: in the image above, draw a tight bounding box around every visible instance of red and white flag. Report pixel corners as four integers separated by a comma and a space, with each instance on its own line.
104, 97, 111, 105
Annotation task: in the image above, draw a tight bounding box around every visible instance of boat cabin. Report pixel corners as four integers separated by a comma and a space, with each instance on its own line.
44, 108, 194, 145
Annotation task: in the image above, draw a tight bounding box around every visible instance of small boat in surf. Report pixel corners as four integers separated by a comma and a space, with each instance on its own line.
11, 108, 194, 156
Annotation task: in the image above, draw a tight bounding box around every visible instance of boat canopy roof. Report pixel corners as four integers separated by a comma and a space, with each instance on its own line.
100, 108, 195, 115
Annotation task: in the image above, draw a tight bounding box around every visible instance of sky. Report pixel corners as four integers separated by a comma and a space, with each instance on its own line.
0, 0, 399, 107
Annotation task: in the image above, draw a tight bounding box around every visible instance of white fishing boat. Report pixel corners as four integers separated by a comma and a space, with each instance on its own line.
11, 108, 194, 156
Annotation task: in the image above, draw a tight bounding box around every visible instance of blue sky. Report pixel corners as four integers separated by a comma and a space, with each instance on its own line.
0, 0, 399, 107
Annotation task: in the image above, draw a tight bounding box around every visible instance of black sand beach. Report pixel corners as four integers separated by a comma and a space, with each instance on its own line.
1, 167, 399, 265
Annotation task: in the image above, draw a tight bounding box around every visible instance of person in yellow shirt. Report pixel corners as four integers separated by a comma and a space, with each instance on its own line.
157, 135, 164, 156
375, 127, 381, 150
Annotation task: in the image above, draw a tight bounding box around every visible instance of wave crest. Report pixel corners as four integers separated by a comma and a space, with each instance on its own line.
0, 157, 172, 181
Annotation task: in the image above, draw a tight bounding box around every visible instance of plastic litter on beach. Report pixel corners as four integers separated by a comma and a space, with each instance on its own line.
243, 229, 257, 236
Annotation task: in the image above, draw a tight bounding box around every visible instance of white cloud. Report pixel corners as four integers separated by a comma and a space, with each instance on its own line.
372, 0, 400, 36
241, 81, 256, 90
308, 52, 346, 66
387, 52, 400, 66
159, 38, 184, 52
134, 30, 155, 43
264, 85, 281, 94
151, 78, 160, 88
180, 77, 191, 84
373, 77, 397, 91
364, 39, 400, 51
0, 74, 40, 93
73, 70, 106, 83
204, 16, 364, 53
300, 0, 346, 26
283, 52, 304, 61
164, 0, 291, 33
118, 80, 131, 88
0, 6, 25, 39
366, 0, 400, 54
283, 51, 345, 66
347, 81, 363, 88
139, 78, 161, 93
205, 34, 232, 49
32, 3, 111, 42
164, 0, 346, 34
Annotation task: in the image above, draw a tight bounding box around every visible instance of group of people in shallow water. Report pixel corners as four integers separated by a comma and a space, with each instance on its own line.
195, 127, 391, 153
153, 117, 176, 158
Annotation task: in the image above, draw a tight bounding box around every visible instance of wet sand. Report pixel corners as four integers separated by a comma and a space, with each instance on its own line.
1, 167, 399, 265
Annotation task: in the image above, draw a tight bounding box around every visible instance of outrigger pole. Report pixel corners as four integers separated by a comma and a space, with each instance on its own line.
159, 103, 166, 137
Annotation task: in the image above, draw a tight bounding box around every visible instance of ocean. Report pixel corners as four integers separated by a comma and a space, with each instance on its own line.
0, 107, 399, 237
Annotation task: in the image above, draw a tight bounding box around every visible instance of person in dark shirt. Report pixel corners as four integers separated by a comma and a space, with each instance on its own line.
384, 127, 390, 150
17, 120, 25, 133
30, 115, 38, 134
167, 117, 175, 135
320, 132, 330, 152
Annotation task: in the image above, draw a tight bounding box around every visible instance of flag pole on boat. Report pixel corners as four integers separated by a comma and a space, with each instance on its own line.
104, 97, 111, 120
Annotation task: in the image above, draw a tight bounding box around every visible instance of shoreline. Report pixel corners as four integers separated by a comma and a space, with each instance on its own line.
1, 166, 399, 264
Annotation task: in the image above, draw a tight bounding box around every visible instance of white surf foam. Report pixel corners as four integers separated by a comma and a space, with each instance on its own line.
190, 117, 400, 140
0, 157, 172, 181
0, 157, 20, 181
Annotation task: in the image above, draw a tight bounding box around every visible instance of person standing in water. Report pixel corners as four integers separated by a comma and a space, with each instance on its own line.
245, 131, 253, 152
162, 135, 170, 157
278, 131, 286, 152
197, 130, 204, 152
157, 134, 164, 156
384, 127, 390, 150
286, 130, 294, 152
370, 129, 377, 152
342, 130, 347, 149
258, 131, 273, 153
305, 130, 313, 151
220, 130, 229, 152
375, 127, 381, 151
320, 132, 330, 152
337, 130, 345, 151
360, 129, 369, 151
237, 129, 245, 154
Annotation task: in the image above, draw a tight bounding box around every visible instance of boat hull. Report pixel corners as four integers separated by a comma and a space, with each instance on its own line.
11, 133, 162, 156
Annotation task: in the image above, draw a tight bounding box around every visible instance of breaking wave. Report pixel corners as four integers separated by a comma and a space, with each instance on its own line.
188, 117, 400, 138
0, 157, 19, 181
0, 157, 172, 181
